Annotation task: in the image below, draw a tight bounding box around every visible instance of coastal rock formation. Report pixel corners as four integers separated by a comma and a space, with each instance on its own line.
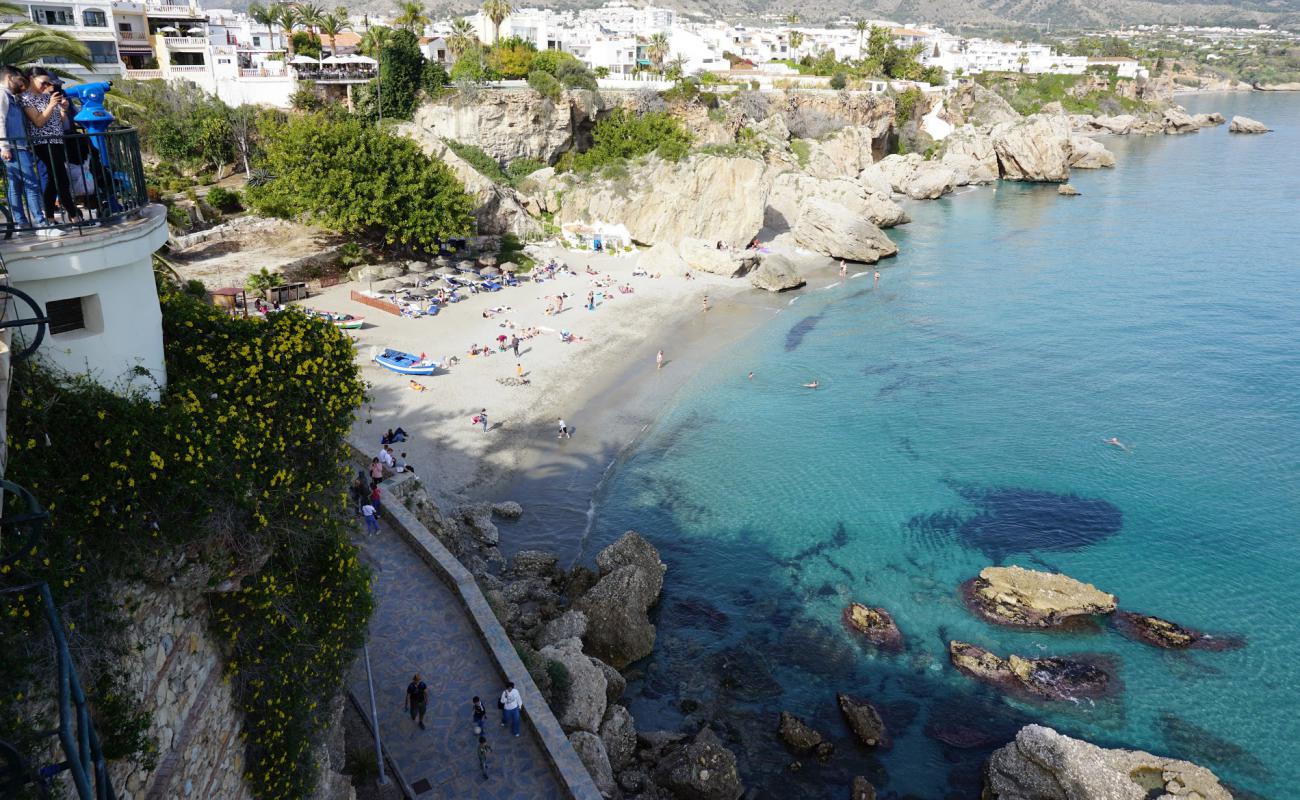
877, 153, 958, 199
803, 125, 882, 181
841, 602, 904, 650
777, 712, 833, 761
765, 173, 908, 230
837, 693, 887, 748
515, 167, 564, 214
568, 731, 618, 798
963, 565, 1117, 628
993, 115, 1073, 182
678, 238, 760, 278
1194, 112, 1226, 127
984, 724, 1232, 800
652, 726, 745, 800
600, 705, 638, 772
491, 500, 524, 519
539, 637, 608, 734
942, 83, 1022, 127
948, 641, 1112, 701
749, 254, 805, 292
1068, 136, 1117, 169
792, 198, 899, 264
1081, 114, 1137, 135
1112, 611, 1243, 651
577, 531, 666, 668
1161, 107, 1200, 135
773, 90, 895, 141
556, 154, 770, 247
637, 242, 689, 276
411, 89, 602, 163
1229, 115, 1271, 134
536, 609, 588, 650
1058, 184, 1080, 197
856, 162, 895, 196
941, 126, 1000, 185
406, 138, 542, 237
852, 776, 878, 800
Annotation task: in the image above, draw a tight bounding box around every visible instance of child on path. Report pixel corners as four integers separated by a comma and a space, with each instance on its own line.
404, 675, 428, 729
477, 736, 492, 779
472, 696, 487, 735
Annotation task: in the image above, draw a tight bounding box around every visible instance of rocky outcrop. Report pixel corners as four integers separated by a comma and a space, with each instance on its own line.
948, 641, 1113, 701
637, 242, 689, 276
1058, 184, 1080, 196
411, 89, 603, 164
777, 712, 834, 761
492, 500, 524, 519
984, 724, 1232, 800
576, 531, 666, 669
399, 136, 541, 237
539, 637, 608, 734
678, 238, 761, 277
1112, 611, 1243, 651
652, 726, 745, 800
600, 704, 638, 772
1161, 107, 1200, 135
963, 565, 1117, 628
942, 84, 1022, 128
750, 254, 805, 292
837, 693, 887, 748
557, 154, 770, 247
841, 603, 903, 650
569, 730, 618, 798
792, 198, 899, 264
765, 173, 908, 231
993, 115, 1073, 182
803, 125, 883, 181
1068, 135, 1116, 169
941, 125, 1000, 185
877, 152, 958, 199
773, 90, 895, 140
536, 609, 588, 650
1229, 115, 1271, 134
852, 776, 878, 800
1194, 112, 1226, 127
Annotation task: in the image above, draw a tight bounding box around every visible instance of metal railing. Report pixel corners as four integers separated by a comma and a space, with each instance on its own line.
292, 67, 377, 82
0, 127, 148, 239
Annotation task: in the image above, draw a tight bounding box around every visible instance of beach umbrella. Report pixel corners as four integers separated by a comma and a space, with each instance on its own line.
407, 261, 432, 273
186, 26, 204, 34
433, 255, 451, 266
289, 53, 319, 64
159, 25, 179, 33
457, 260, 477, 272
481, 266, 501, 276
434, 265, 457, 276
373, 278, 399, 291
396, 277, 418, 287
321, 54, 346, 64
348, 54, 378, 65
478, 254, 498, 267
500, 261, 519, 272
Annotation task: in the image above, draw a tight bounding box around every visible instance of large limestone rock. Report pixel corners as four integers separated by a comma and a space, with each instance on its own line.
1229, 115, 1271, 134
877, 153, 958, 199
993, 114, 1073, 182
1068, 135, 1116, 169
964, 565, 1118, 628
557, 154, 771, 248
678, 238, 760, 278
792, 198, 898, 263
942, 84, 1022, 127
536, 609, 588, 650
778, 712, 835, 761
749, 253, 805, 292
653, 726, 745, 800
948, 641, 1112, 701
577, 531, 666, 668
941, 125, 999, 185
984, 724, 1232, 800
837, 693, 887, 747
765, 173, 908, 231
515, 166, 564, 215
410, 89, 601, 163
599, 704, 637, 772
399, 136, 542, 237
841, 602, 903, 650
803, 125, 881, 180
538, 637, 608, 734
1161, 107, 1200, 135
1194, 112, 1226, 127
568, 730, 618, 798
637, 242, 689, 276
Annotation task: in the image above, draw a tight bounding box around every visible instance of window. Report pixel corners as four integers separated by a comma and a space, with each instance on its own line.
47, 297, 86, 335
118, 22, 132, 32
83, 9, 107, 26
89, 41, 118, 63
31, 8, 75, 26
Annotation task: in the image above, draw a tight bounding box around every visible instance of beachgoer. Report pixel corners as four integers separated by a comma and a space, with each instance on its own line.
361, 503, 379, 535
477, 735, 492, 779
393, 427, 408, 441
840, 260, 847, 276
369, 483, 382, 509
656, 350, 664, 370
479, 409, 489, 432
748, 371, 754, 380
803, 380, 819, 389
511, 335, 520, 357
874, 270, 880, 286
557, 418, 570, 439
409, 380, 427, 392
369, 458, 384, 483
516, 363, 523, 379
702, 294, 709, 313
472, 696, 487, 735
395, 453, 412, 474
499, 682, 523, 737
587, 291, 595, 311
1103, 437, 1128, 451
349, 471, 366, 515
378, 447, 395, 470
404, 674, 428, 729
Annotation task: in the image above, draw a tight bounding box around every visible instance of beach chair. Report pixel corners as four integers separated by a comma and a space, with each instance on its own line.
481, 280, 503, 292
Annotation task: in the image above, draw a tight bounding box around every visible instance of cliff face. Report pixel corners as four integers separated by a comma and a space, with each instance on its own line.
409, 89, 605, 165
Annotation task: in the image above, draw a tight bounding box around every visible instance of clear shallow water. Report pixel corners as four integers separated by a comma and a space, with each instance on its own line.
584, 93, 1300, 799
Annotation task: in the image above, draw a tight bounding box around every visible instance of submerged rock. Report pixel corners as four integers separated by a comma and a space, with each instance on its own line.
577, 531, 666, 668
652, 726, 745, 800
841, 602, 903, 650
851, 775, 878, 800
1229, 115, 1271, 134
948, 641, 1113, 701
963, 565, 1117, 628
1058, 184, 1081, 197
837, 693, 888, 748
1116, 611, 1245, 652
777, 712, 829, 755
491, 500, 524, 519
984, 724, 1232, 800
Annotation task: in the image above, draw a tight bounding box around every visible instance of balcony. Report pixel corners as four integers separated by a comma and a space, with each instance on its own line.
162, 35, 207, 48
145, 2, 204, 17
168, 63, 207, 73
124, 68, 164, 79
118, 29, 150, 42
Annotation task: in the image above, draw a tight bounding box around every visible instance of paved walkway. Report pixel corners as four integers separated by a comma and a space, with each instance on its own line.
349, 517, 566, 799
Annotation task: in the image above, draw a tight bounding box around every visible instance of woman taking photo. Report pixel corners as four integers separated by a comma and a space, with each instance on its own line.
20, 67, 82, 225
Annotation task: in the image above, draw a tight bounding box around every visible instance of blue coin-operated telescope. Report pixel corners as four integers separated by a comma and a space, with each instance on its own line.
63, 81, 118, 210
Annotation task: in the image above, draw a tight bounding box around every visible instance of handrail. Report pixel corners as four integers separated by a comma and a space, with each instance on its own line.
0, 127, 148, 239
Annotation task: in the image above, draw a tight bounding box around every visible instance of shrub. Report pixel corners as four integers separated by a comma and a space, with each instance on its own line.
290, 80, 323, 111
790, 138, 811, 168
506, 157, 547, 183
732, 90, 769, 121
787, 106, 844, 140
545, 660, 571, 693
338, 241, 367, 268
421, 60, 448, 95
572, 110, 692, 172
442, 138, 509, 184
206, 186, 242, 213
486, 36, 538, 79
527, 69, 563, 101
629, 86, 667, 115
530, 49, 581, 76
556, 58, 597, 90
245, 267, 280, 297
830, 72, 847, 90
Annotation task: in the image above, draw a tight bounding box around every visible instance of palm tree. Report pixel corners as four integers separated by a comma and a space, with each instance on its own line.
0, 0, 92, 71
647, 32, 669, 73
447, 17, 476, 61
273, 3, 301, 54
481, 0, 512, 45
394, 1, 431, 35
248, 2, 278, 49
785, 13, 802, 58
318, 9, 349, 58
359, 24, 394, 57
854, 19, 868, 58
294, 2, 325, 34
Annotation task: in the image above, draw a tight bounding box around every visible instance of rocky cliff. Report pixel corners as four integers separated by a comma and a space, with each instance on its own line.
409, 89, 605, 165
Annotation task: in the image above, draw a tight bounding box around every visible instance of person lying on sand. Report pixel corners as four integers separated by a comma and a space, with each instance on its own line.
409, 381, 427, 392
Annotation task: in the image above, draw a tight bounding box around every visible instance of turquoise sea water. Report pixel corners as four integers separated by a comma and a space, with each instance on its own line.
583, 94, 1300, 798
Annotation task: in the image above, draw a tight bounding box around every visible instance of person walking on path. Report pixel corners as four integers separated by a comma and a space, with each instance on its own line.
499, 682, 523, 737
702, 294, 710, 313
478, 409, 489, 432
656, 350, 664, 370
477, 735, 492, 779
405, 674, 428, 729
511, 335, 520, 357
839, 260, 847, 276
472, 696, 487, 735
557, 418, 571, 439
361, 502, 379, 535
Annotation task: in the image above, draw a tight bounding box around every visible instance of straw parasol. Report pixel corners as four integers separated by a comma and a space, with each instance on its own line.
478, 254, 498, 267
396, 277, 418, 287
373, 278, 399, 292
457, 260, 477, 272
433, 255, 451, 267
407, 261, 433, 273
481, 266, 501, 276
499, 261, 519, 272
434, 265, 457, 276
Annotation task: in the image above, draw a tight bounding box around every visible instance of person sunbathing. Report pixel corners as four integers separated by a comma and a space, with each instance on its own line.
409, 380, 427, 392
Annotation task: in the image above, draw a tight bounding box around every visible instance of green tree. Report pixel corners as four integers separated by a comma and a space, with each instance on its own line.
647, 32, 669, 72
555, 57, 597, 90
394, 0, 430, 34
482, 0, 513, 45
527, 69, 562, 101
486, 36, 536, 78
249, 113, 475, 249
447, 17, 477, 61
294, 1, 325, 33
318, 9, 350, 57
449, 43, 494, 82
291, 29, 321, 58
247, 2, 279, 50
0, 0, 92, 71
854, 19, 868, 58
357, 27, 425, 120
530, 48, 580, 75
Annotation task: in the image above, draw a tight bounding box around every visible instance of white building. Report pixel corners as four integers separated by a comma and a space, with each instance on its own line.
925, 36, 1088, 76
1, 0, 124, 79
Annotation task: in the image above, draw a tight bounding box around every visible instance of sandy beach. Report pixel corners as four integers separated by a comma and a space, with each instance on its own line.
300, 245, 790, 513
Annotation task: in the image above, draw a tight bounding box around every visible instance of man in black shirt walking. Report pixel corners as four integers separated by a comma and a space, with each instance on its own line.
404, 674, 428, 730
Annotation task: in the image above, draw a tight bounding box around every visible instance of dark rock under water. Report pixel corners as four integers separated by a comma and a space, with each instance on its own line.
786, 312, 825, 351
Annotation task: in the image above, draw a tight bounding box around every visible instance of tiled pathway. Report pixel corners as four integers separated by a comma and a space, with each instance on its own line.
348, 518, 566, 799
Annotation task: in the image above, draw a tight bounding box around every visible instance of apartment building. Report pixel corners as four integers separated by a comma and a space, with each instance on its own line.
3, 0, 123, 78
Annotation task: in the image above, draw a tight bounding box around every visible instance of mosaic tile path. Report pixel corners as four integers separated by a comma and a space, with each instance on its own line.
348, 517, 566, 799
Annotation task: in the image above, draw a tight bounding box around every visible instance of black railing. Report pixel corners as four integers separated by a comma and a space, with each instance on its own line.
0, 127, 148, 239
292, 67, 377, 81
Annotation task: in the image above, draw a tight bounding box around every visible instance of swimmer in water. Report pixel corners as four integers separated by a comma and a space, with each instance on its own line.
1103, 437, 1128, 451
803, 380, 819, 389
